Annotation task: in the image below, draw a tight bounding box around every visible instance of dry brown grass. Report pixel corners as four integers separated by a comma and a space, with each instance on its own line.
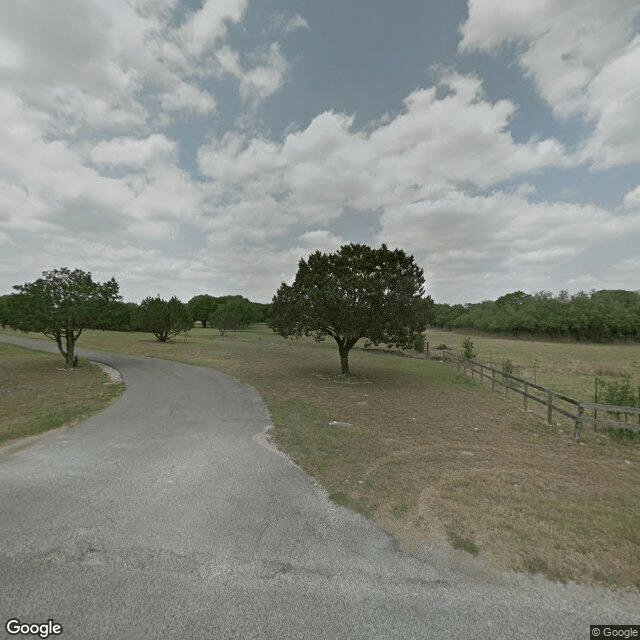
3, 326, 639, 589
425, 328, 640, 402
268, 361, 640, 589
594, 363, 633, 378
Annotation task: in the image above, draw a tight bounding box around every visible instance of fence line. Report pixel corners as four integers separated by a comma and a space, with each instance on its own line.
440, 350, 640, 439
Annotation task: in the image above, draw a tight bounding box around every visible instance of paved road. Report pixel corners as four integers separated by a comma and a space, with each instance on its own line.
1, 336, 638, 639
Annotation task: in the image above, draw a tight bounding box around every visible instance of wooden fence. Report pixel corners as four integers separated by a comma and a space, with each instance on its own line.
441, 350, 640, 439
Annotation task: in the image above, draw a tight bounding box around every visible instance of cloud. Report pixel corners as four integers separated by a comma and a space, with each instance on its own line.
285, 14, 310, 32
297, 229, 346, 252
178, 0, 249, 58
623, 185, 640, 209
578, 35, 640, 167
0, 0, 155, 132
192, 72, 613, 302
200, 72, 569, 208
459, 0, 640, 168
159, 81, 217, 115
239, 43, 290, 104
266, 12, 310, 35
0, 232, 15, 247
0, 2, 635, 305
375, 187, 640, 302
214, 45, 243, 77
91, 134, 177, 168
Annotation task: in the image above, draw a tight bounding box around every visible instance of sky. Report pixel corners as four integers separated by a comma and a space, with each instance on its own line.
1, 0, 639, 304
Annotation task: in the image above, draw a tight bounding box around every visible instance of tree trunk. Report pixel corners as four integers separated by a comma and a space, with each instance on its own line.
65, 329, 76, 368
54, 332, 65, 360
337, 340, 351, 375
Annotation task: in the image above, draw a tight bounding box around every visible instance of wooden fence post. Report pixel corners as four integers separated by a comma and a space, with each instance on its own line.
523, 382, 528, 411
574, 404, 583, 440
547, 391, 553, 424
492, 368, 496, 392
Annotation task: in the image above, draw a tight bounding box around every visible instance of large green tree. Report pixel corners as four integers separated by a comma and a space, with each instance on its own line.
270, 244, 432, 375
138, 295, 192, 342
6, 268, 121, 368
187, 294, 217, 328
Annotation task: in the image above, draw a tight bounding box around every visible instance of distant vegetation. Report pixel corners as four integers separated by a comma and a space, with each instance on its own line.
0, 268, 271, 348
100, 294, 270, 338
431, 289, 640, 342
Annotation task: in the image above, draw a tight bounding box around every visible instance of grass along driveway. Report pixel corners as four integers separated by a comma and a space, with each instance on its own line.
0, 341, 124, 446
1, 326, 639, 590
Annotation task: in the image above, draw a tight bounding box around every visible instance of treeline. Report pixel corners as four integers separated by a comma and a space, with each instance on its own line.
99, 294, 270, 334
0, 291, 270, 337
431, 290, 640, 341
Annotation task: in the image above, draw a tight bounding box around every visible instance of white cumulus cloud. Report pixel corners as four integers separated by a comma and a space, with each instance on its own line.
459, 0, 640, 168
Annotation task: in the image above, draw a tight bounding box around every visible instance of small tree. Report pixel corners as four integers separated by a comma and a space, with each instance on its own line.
187, 294, 217, 328
270, 243, 432, 375
461, 337, 476, 360
138, 295, 192, 342
6, 268, 121, 368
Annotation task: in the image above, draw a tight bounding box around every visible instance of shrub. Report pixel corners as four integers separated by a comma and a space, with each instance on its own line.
600, 379, 638, 420
502, 359, 514, 375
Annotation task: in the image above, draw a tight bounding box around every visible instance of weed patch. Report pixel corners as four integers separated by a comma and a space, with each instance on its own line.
448, 531, 479, 556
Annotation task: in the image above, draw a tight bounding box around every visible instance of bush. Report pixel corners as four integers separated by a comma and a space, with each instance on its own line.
600, 379, 638, 420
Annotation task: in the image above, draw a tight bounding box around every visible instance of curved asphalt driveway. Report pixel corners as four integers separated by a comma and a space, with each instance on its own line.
1, 336, 638, 639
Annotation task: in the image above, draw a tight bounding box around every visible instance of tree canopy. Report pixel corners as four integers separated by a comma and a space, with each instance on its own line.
431, 289, 640, 341
270, 243, 432, 374
6, 268, 121, 367
138, 295, 192, 342
210, 296, 257, 334
187, 294, 217, 328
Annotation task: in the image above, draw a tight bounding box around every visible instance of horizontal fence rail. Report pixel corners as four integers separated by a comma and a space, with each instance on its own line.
440, 350, 640, 439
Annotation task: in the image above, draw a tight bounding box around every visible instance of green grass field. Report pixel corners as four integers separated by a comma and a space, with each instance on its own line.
1, 325, 639, 590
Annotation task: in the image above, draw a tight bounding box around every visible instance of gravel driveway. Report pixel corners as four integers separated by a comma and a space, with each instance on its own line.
0, 336, 638, 639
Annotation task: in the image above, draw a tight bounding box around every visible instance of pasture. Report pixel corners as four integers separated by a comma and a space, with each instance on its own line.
425, 328, 640, 404
1, 325, 639, 590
